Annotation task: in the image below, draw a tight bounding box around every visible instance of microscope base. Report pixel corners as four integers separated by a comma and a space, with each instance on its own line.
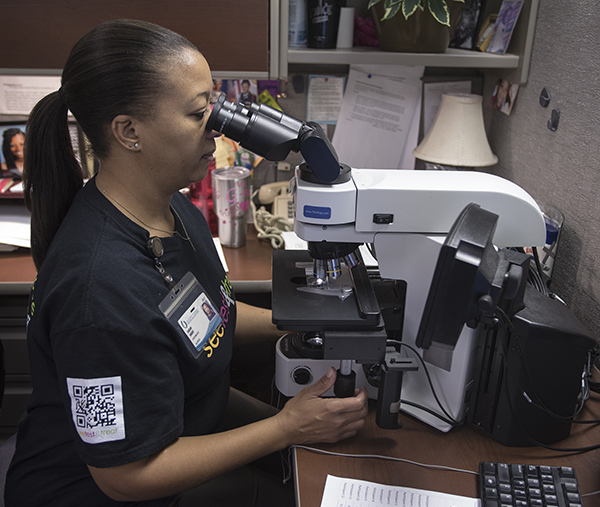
275, 335, 379, 399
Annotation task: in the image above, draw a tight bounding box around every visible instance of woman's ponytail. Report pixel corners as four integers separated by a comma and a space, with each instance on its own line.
24, 89, 84, 270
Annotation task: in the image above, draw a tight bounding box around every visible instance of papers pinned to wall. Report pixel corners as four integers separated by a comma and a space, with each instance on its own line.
331, 65, 424, 170
0, 75, 61, 115
306, 75, 346, 124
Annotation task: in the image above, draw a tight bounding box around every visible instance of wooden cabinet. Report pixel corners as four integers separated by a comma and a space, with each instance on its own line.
276, 0, 539, 84
0, 295, 31, 437
0, 0, 277, 79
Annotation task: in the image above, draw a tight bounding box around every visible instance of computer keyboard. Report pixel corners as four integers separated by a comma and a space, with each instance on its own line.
479, 461, 584, 507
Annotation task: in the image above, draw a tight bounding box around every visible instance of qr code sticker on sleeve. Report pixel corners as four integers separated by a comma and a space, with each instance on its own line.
66, 376, 126, 444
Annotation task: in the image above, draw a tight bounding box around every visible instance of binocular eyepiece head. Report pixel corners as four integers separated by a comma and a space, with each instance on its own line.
207, 94, 341, 184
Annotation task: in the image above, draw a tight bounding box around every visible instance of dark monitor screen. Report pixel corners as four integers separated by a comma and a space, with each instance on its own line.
415, 203, 502, 369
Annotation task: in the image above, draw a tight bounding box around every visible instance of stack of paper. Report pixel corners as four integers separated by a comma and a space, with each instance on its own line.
212, 237, 229, 272
0, 204, 30, 250
320, 475, 479, 507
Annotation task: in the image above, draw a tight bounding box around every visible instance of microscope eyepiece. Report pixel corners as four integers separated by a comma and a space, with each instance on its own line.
207, 94, 304, 161
206, 94, 341, 183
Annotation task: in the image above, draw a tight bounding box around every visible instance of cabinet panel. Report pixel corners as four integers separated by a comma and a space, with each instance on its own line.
0, 0, 269, 76
1, 385, 31, 435
3, 328, 29, 376
0, 296, 30, 435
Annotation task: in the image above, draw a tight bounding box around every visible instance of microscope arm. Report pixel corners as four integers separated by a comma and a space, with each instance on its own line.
294, 168, 547, 254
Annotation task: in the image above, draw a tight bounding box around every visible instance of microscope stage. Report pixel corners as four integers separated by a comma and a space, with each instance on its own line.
272, 250, 382, 331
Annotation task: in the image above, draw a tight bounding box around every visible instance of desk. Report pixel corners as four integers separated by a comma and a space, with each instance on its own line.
294, 399, 600, 506
218, 226, 274, 293
0, 225, 274, 295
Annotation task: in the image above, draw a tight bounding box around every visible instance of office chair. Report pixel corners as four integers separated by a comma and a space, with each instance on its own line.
0, 340, 17, 507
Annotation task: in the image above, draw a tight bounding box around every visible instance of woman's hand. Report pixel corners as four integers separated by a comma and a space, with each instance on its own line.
90, 367, 367, 501
274, 367, 369, 446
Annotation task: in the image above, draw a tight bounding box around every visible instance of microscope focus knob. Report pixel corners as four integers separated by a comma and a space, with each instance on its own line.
292, 367, 311, 385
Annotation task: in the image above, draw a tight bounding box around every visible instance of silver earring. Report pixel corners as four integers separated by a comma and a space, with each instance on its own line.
133, 142, 139, 149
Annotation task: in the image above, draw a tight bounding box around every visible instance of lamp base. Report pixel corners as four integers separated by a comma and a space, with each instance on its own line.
425, 163, 471, 171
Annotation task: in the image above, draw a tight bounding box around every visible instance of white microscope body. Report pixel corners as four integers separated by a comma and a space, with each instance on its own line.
290, 167, 546, 432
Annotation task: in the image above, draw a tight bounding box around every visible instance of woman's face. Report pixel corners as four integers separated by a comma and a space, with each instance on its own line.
9, 133, 25, 163
138, 49, 219, 190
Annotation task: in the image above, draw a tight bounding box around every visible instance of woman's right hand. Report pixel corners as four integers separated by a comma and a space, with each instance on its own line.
90, 367, 367, 502
274, 367, 369, 446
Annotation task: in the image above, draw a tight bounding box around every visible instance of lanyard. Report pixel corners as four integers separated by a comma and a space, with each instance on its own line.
147, 236, 177, 290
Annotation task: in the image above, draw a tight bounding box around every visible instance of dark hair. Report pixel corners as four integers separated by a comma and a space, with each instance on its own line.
24, 19, 199, 269
2, 128, 24, 170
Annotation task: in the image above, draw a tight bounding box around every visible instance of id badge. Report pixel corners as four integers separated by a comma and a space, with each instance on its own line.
159, 271, 222, 360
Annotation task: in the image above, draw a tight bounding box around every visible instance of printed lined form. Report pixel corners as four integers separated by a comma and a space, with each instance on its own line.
319, 475, 479, 507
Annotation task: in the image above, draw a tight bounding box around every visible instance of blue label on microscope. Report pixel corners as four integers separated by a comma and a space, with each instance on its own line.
303, 205, 331, 220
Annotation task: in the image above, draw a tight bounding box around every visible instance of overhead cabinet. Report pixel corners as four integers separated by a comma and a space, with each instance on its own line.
0, 0, 274, 79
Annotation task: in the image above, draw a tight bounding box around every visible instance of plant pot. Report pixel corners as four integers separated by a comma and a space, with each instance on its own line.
370, 2, 465, 53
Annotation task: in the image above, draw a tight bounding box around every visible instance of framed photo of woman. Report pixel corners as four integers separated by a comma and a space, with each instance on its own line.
0, 123, 26, 180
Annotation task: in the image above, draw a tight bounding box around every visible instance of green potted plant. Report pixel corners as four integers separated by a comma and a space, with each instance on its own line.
368, 0, 466, 53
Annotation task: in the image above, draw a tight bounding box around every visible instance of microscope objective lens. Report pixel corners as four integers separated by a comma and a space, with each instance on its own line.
327, 258, 342, 279
313, 259, 327, 281
343, 250, 360, 268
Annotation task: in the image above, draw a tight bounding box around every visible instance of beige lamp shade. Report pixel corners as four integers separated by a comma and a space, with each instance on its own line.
412, 93, 498, 167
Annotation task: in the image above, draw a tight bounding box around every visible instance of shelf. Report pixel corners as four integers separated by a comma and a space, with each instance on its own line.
287, 47, 520, 69
278, 0, 539, 84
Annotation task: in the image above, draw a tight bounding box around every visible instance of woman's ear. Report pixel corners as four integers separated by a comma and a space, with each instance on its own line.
111, 115, 141, 151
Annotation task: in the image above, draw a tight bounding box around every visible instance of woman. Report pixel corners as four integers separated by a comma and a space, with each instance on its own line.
5, 19, 368, 507
1, 127, 25, 179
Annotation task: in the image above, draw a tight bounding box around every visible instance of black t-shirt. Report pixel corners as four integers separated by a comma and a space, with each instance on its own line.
6, 178, 236, 507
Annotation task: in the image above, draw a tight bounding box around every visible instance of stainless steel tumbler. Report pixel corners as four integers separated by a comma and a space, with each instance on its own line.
211, 167, 252, 248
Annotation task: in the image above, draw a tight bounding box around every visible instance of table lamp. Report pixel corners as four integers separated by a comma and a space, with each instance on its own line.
412, 93, 498, 170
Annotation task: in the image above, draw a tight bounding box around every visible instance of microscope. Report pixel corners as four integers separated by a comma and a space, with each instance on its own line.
207, 96, 595, 444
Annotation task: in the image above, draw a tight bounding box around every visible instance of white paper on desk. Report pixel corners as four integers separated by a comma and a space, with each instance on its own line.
281, 231, 308, 250
423, 81, 473, 136
0, 205, 31, 248
0, 75, 61, 115
320, 475, 479, 507
212, 238, 229, 272
332, 65, 423, 170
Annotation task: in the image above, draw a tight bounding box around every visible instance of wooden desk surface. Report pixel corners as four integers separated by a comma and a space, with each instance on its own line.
0, 225, 274, 294
294, 398, 600, 507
